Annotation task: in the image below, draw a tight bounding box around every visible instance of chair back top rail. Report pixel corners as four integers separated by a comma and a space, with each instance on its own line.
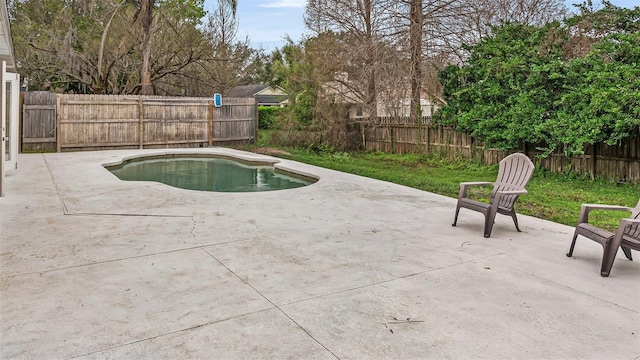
495, 153, 535, 189
490, 153, 535, 209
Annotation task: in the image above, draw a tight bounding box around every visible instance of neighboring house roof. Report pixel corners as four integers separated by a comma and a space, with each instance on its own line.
0, 1, 15, 72
226, 85, 289, 106
226, 85, 268, 97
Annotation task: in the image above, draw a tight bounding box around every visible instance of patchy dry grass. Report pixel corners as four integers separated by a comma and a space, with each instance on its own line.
242, 137, 638, 231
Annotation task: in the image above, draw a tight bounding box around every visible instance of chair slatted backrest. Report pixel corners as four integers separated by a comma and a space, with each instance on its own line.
491, 153, 535, 210
625, 199, 640, 240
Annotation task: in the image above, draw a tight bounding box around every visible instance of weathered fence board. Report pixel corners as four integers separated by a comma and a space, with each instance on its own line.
22, 92, 57, 152
21, 93, 257, 152
362, 120, 640, 182
31, 93, 259, 151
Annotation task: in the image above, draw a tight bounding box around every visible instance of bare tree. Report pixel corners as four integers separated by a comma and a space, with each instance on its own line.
408, 0, 423, 123
128, 0, 237, 94
302, 0, 569, 147
426, 0, 567, 64
199, 0, 255, 95
117, 0, 157, 94
388, 0, 566, 123
409, 1, 462, 123
305, 0, 398, 119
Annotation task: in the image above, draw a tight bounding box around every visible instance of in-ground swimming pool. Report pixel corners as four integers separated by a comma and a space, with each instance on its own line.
106, 154, 316, 192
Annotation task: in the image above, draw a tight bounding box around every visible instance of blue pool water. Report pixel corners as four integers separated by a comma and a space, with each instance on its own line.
106, 155, 316, 192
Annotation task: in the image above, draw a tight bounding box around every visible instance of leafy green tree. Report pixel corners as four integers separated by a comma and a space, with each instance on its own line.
435, 3, 640, 156
261, 38, 319, 127
436, 22, 566, 150
545, 32, 640, 155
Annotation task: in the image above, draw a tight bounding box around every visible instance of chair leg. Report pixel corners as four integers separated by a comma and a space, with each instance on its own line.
484, 212, 496, 238
452, 204, 461, 227
621, 246, 633, 261
600, 249, 616, 277
600, 241, 620, 277
510, 211, 521, 232
566, 230, 579, 257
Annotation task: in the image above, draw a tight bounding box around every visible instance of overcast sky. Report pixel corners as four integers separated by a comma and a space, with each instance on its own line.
202, 0, 639, 52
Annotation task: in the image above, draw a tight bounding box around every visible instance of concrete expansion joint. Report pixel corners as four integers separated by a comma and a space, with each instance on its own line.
44, 154, 196, 220
524, 269, 640, 315
42, 153, 68, 215
72, 311, 271, 359
64, 212, 194, 218
199, 247, 340, 358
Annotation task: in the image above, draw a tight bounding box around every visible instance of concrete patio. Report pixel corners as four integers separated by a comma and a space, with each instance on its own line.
1, 148, 638, 359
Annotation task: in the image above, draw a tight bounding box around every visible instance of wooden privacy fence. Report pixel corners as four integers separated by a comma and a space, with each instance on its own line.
22, 92, 57, 152
21, 93, 257, 152
362, 120, 640, 183
56, 94, 256, 151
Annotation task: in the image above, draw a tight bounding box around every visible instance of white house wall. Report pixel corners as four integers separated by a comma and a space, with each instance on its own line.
0, 1, 15, 72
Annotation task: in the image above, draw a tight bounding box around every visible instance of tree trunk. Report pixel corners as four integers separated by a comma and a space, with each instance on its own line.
409, 0, 423, 124
140, 0, 154, 95
363, 0, 377, 117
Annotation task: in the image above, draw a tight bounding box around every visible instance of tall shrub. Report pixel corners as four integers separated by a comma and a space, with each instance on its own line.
435, 5, 640, 156
258, 106, 283, 130
435, 22, 566, 152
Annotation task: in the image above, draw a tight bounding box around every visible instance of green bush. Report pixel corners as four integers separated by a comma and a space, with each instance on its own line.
435, 5, 640, 157
269, 127, 323, 148
258, 106, 284, 130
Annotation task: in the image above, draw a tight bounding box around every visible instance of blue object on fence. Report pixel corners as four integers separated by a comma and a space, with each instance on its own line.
213, 93, 222, 107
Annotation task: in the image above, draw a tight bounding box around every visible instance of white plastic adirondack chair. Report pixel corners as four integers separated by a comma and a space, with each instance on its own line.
567, 199, 640, 277
452, 153, 535, 238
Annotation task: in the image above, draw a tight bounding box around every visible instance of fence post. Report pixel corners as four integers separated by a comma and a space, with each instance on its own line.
18, 92, 23, 153
208, 100, 213, 147
425, 122, 430, 153
590, 144, 597, 180
55, 95, 61, 153
138, 97, 144, 149
254, 100, 259, 143
415, 118, 422, 154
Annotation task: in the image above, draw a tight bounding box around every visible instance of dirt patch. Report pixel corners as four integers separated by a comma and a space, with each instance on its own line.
249, 147, 291, 157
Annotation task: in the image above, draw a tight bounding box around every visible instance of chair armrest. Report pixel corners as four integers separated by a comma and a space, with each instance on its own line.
577, 204, 633, 225
582, 204, 632, 212
458, 182, 493, 199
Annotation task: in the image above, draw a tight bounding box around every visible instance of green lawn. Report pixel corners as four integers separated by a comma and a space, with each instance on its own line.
244, 133, 639, 232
